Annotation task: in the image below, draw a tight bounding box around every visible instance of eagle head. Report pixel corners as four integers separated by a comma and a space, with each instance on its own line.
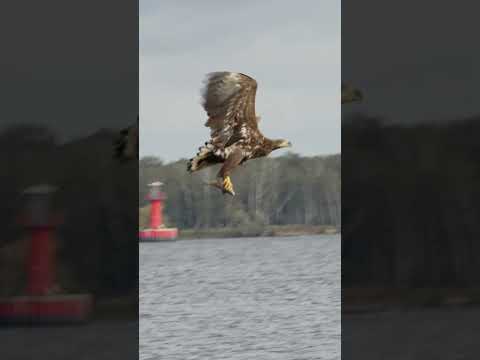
272, 139, 292, 151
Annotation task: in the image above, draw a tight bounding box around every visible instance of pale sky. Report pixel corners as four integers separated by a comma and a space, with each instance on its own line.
140, 0, 340, 161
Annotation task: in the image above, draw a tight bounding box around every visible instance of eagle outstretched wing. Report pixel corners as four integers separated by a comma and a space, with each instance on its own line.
189, 71, 291, 196
201, 72, 259, 148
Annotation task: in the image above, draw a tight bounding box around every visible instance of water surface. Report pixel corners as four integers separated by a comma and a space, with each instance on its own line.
140, 235, 340, 360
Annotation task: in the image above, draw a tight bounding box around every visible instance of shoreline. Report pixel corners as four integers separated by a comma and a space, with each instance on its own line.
175, 224, 339, 240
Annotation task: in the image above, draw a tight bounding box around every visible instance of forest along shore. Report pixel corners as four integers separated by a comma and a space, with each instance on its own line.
176, 224, 339, 240
139, 153, 341, 232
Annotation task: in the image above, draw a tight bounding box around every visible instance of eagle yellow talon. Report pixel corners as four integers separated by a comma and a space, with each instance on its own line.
222, 176, 235, 195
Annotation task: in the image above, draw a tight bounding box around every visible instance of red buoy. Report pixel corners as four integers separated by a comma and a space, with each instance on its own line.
27, 226, 55, 296
139, 182, 178, 241
148, 184, 164, 229
0, 185, 92, 324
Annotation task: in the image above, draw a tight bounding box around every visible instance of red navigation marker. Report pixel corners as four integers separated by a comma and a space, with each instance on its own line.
139, 182, 178, 241
0, 185, 92, 324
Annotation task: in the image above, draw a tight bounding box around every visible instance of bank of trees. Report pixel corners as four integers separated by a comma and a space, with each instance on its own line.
140, 153, 341, 230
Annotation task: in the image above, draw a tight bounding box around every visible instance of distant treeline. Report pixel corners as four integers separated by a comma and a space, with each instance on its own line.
342, 113, 480, 287
139, 153, 341, 231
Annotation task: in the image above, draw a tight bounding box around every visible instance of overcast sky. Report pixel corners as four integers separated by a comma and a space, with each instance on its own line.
3, 1, 478, 150
140, 0, 340, 161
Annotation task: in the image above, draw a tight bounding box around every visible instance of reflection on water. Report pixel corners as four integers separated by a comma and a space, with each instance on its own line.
140, 235, 340, 360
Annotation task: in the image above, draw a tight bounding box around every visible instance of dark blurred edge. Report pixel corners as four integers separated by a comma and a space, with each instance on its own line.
342, 1, 480, 359
0, 1, 138, 359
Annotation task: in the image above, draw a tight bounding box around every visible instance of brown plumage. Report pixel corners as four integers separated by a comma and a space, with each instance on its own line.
114, 115, 139, 162
187, 72, 291, 196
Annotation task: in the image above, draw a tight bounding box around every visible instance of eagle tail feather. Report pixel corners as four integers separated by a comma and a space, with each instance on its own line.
187, 141, 216, 172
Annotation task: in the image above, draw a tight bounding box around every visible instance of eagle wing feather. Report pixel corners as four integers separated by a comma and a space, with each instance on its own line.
201, 72, 259, 149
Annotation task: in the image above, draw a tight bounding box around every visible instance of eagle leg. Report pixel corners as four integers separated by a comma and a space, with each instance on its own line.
202, 178, 235, 196
216, 148, 244, 196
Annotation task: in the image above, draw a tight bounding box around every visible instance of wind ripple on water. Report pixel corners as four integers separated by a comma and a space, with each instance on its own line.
140, 235, 340, 360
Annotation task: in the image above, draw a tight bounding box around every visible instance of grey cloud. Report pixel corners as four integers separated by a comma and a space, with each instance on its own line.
140, 0, 340, 161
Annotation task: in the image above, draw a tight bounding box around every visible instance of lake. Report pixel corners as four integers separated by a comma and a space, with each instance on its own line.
140, 235, 340, 360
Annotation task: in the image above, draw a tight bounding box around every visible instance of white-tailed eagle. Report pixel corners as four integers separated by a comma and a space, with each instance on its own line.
187, 72, 292, 196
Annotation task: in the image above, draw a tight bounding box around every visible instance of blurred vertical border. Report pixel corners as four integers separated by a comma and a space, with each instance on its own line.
342, 1, 480, 359
0, 1, 138, 359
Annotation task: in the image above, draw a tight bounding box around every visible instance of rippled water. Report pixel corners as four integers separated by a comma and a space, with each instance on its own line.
140, 235, 340, 360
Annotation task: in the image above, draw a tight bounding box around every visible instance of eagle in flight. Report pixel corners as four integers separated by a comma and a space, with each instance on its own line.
114, 115, 139, 162
342, 83, 363, 104
187, 72, 292, 196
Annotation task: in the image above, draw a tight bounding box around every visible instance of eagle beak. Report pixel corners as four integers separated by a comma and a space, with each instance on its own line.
275, 140, 292, 150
